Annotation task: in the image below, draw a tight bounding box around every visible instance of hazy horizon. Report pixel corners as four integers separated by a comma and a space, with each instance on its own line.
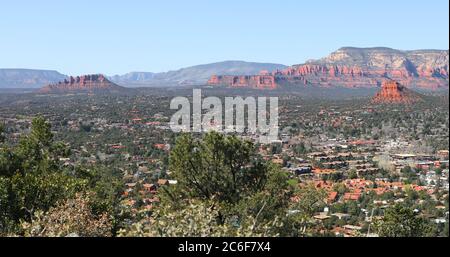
1, 0, 449, 75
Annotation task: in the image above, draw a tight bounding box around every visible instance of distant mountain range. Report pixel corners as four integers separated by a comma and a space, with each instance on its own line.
0, 61, 286, 89
1, 47, 448, 91
0, 69, 67, 89
109, 61, 287, 87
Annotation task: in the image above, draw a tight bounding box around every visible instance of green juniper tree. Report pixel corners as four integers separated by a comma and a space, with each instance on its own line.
124, 132, 296, 237
375, 204, 430, 237
0, 117, 120, 236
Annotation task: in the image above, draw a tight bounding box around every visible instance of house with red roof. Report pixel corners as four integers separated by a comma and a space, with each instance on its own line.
344, 192, 361, 201
328, 191, 338, 204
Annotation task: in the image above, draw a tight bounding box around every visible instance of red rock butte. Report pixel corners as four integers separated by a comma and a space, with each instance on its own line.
40, 74, 123, 93
372, 80, 423, 104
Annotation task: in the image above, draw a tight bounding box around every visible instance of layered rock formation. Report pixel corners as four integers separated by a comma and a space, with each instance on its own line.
208, 47, 449, 90
208, 75, 277, 89
372, 80, 423, 104
39, 74, 124, 93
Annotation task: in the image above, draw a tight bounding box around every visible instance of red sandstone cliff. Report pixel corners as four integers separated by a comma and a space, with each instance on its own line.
39, 74, 124, 93
207, 47, 449, 90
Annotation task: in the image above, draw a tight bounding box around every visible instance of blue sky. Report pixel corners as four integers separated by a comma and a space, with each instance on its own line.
1, 0, 448, 75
